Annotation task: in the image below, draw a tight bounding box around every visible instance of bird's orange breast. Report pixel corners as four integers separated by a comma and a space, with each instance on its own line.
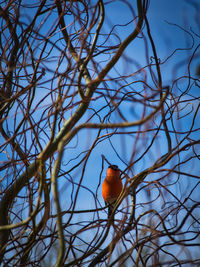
102, 177, 123, 202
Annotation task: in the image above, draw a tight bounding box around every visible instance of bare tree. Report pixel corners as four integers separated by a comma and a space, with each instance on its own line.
0, 0, 200, 266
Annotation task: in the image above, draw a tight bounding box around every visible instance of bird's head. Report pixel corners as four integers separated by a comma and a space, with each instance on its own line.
107, 165, 121, 177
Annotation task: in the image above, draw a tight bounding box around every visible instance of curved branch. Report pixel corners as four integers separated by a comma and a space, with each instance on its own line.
52, 139, 65, 267
92, 0, 144, 84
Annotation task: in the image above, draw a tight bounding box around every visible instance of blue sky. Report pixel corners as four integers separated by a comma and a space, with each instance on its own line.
1, 0, 200, 264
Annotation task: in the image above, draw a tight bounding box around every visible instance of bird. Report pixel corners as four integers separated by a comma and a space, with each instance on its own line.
102, 165, 123, 223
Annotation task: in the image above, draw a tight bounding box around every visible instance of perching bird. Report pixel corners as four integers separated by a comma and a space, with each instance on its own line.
102, 165, 123, 222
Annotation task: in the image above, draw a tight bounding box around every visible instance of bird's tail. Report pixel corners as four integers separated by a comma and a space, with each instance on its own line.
108, 203, 115, 224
